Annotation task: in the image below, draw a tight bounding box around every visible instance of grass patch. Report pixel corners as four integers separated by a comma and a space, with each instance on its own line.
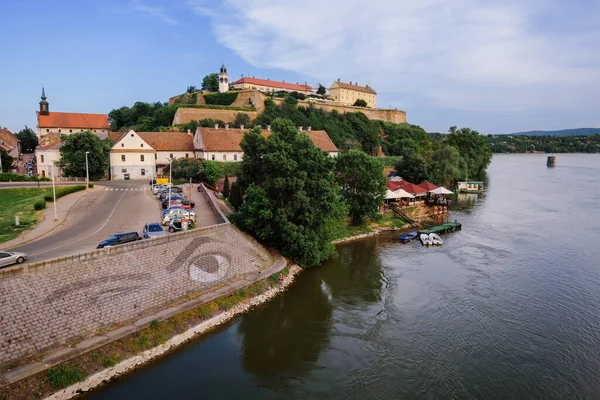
45, 364, 84, 389
102, 355, 119, 368
215, 161, 241, 178
331, 212, 409, 241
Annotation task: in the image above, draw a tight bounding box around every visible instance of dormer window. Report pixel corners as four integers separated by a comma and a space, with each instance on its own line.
121, 143, 124, 147
131, 134, 134, 137
140, 143, 143, 147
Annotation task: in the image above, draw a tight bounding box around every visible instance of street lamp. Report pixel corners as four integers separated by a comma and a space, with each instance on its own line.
168, 157, 173, 209
0, 151, 3, 173
52, 163, 58, 221
85, 151, 90, 190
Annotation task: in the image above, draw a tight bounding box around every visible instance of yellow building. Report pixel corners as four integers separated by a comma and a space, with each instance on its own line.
328, 80, 377, 108
230, 77, 313, 95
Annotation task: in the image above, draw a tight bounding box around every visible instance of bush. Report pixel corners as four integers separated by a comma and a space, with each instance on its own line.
176, 104, 254, 112
88, 183, 94, 189
46, 365, 84, 389
44, 185, 86, 202
0, 172, 50, 182
44, 194, 53, 202
203, 92, 238, 106
33, 200, 46, 210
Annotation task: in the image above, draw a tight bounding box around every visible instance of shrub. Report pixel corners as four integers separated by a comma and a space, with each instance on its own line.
88, 183, 94, 189
203, 92, 238, 106
33, 200, 46, 210
46, 365, 84, 389
0, 172, 50, 182
44, 185, 86, 202
176, 104, 254, 112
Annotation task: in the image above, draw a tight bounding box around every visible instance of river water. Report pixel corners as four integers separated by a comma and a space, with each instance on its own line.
88, 154, 600, 400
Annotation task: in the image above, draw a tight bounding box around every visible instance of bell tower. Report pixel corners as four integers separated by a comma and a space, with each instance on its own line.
39, 87, 49, 115
218, 63, 228, 93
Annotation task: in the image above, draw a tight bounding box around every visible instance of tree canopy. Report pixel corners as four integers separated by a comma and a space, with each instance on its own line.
445, 126, 492, 177
316, 85, 327, 95
15, 127, 38, 153
335, 149, 386, 225
353, 99, 367, 107
57, 132, 112, 179
1, 149, 13, 172
202, 73, 219, 92
108, 102, 176, 131
232, 118, 346, 267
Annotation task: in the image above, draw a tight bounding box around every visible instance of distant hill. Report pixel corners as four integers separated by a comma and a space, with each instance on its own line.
508, 128, 600, 136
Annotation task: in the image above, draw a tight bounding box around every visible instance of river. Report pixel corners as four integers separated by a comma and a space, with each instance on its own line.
88, 154, 600, 400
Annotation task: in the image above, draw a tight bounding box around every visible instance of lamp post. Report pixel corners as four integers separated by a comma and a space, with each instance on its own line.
168, 157, 173, 209
85, 151, 90, 190
52, 164, 58, 221
0, 151, 3, 173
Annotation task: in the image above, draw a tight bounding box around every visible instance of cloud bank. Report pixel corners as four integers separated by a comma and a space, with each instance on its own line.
191, 0, 600, 131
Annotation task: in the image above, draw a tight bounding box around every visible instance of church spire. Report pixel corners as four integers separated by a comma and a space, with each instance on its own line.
39, 86, 49, 115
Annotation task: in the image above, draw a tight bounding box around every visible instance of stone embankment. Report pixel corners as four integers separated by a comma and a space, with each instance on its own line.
332, 224, 413, 245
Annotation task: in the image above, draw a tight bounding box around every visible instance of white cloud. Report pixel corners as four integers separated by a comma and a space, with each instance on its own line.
133, 2, 178, 25
190, 0, 600, 125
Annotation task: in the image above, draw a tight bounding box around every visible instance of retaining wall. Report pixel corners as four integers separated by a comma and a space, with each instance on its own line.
0, 222, 271, 365
172, 108, 259, 125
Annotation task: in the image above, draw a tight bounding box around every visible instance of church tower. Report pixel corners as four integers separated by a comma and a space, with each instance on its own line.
218, 63, 228, 93
39, 87, 49, 115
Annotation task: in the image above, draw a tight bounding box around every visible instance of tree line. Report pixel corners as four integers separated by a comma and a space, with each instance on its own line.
488, 134, 600, 153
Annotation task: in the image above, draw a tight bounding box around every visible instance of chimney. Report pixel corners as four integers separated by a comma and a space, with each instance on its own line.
240, 124, 244, 130
187, 129, 191, 136
338, 78, 340, 82
225, 123, 229, 130
241, 74, 244, 77
349, 81, 352, 85
307, 126, 312, 132
267, 125, 271, 131
298, 126, 303, 132
214, 123, 218, 129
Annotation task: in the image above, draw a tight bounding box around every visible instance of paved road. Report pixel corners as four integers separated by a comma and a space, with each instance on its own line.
9, 181, 161, 264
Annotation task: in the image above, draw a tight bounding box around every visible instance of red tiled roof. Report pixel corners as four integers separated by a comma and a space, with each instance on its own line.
388, 180, 427, 195
230, 77, 312, 93
196, 128, 338, 153
330, 81, 377, 94
0, 128, 20, 150
37, 111, 109, 129
419, 181, 438, 191
111, 131, 194, 152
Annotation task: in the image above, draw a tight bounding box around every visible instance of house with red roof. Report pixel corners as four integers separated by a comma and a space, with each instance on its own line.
0, 127, 21, 159
230, 76, 313, 95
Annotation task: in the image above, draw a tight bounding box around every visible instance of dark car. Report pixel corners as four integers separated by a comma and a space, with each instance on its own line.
97, 232, 142, 249
181, 198, 195, 208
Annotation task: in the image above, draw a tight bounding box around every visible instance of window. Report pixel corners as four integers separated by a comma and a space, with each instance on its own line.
223, 154, 227, 161
70, 129, 72, 133
211, 155, 215, 160
121, 155, 126, 162
131, 134, 134, 137
141, 169, 145, 176
234, 154, 237, 161
58, 129, 61, 133
121, 143, 124, 147
140, 143, 144, 147
154, 153, 157, 160
121, 168, 127, 172
185, 153, 189, 158
169, 153, 173, 159
41, 155, 44, 163
46, 129, 49, 132
140, 155, 145, 162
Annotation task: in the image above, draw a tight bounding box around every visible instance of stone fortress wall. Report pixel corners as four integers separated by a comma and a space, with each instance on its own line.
0, 219, 272, 365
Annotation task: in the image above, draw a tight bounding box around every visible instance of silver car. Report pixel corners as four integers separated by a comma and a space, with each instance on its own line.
143, 222, 166, 238
0, 251, 27, 268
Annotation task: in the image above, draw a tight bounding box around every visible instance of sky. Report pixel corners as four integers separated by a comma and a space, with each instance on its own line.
1, 0, 599, 134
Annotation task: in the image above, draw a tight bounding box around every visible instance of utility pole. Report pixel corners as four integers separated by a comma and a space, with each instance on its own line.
168, 157, 172, 209
85, 151, 90, 190
52, 164, 58, 221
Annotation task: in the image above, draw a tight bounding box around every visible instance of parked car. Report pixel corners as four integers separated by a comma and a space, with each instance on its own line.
167, 218, 194, 232
97, 232, 142, 249
152, 184, 168, 194
0, 251, 27, 268
159, 191, 183, 201
180, 198, 195, 208
143, 222, 166, 238
162, 209, 196, 225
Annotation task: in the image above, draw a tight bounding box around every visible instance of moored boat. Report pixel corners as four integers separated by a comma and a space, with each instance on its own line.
420, 233, 432, 246
457, 181, 484, 194
429, 233, 443, 245
399, 231, 418, 243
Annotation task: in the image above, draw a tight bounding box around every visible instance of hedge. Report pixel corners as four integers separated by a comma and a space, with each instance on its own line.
0, 172, 50, 182
176, 104, 255, 112
203, 92, 238, 106
44, 185, 86, 202
33, 200, 46, 211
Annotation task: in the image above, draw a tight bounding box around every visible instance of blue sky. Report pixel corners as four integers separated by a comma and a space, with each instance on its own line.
1, 0, 599, 134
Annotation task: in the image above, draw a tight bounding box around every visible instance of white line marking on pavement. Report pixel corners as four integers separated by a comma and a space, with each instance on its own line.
105, 188, 109, 191
29, 190, 128, 257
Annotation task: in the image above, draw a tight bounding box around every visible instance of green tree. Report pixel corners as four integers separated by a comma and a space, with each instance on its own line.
353, 99, 367, 107
335, 149, 386, 225
316, 84, 327, 95
15, 127, 38, 153
223, 175, 230, 198
1, 149, 13, 172
202, 73, 219, 92
445, 126, 492, 177
233, 118, 346, 267
229, 181, 244, 211
186, 85, 197, 94
57, 132, 112, 179
232, 113, 251, 128
429, 145, 465, 185
198, 161, 222, 187
394, 152, 429, 183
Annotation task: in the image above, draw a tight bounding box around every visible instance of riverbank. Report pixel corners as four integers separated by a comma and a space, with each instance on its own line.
0, 264, 302, 400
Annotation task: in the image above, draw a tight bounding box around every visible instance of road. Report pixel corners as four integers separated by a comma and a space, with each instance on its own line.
8, 181, 162, 264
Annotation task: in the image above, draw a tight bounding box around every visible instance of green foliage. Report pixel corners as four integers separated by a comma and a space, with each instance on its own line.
429, 145, 466, 186
1, 149, 13, 171
335, 149, 387, 225
108, 102, 175, 131
88, 183, 94, 189
0, 172, 49, 182
33, 200, 46, 210
177, 118, 227, 133
43, 185, 86, 202
488, 134, 600, 153
57, 133, 111, 179
15, 127, 38, 153
316, 84, 327, 95
176, 104, 254, 111
394, 152, 429, 184
353, 99, 368, 107
232, 113, 251, 128
186, 85, 197, 94
199, 161, 222, 187
103, 355, 119, 368
289, 91, 306, 100
202, 73, 219, 92
46, 365, 84, 389
380, 122, 432, 156
150, 319, 159, 330
202, 92, 239, 106
445, 126, 492, 177
0, 188, 55, 243
229, 181, 244, 210
223, 175, 230, 199
233, 119, 347, 267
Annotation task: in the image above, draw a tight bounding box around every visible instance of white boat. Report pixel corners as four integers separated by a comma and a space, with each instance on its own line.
420, 233, 432, 246
429, 233, 443, 245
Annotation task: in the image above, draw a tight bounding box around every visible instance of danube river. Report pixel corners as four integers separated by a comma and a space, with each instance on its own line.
88, 154, 600, 399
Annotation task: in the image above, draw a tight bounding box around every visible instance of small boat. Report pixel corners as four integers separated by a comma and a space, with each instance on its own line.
457, 181, 483, 194
399, 231, 418, 243
429, 233, 443, 245
420, 233, 432, 246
